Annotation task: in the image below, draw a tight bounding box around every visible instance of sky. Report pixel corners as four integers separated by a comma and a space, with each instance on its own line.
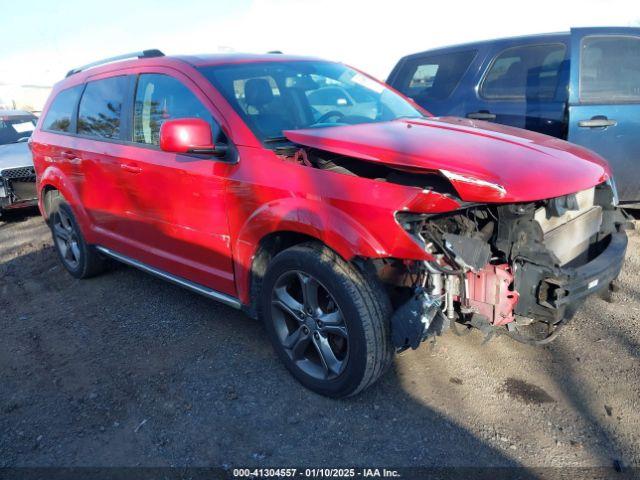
1, 0, 639, 88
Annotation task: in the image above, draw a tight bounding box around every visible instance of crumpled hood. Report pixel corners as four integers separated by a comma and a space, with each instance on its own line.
284, 117, 610, 203
0, 142, 33, 172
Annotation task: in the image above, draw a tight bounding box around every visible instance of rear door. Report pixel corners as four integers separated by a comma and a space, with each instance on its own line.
74, 75, 133, 234
467, 40, 569, 138
567, 27, 640, 203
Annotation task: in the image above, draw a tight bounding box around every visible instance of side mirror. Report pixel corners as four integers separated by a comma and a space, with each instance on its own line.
159, 118, 226, 157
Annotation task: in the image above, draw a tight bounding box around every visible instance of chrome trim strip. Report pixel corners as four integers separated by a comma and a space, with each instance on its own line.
95, 246, 241, 309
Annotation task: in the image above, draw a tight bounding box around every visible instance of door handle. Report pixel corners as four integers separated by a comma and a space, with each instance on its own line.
467, 111, 497, 121
120, 163, 142, 174
61, 151, 77, 160
578, 116, 617, 128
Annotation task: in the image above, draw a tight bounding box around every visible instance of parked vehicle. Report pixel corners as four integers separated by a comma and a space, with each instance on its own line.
388, 27, 640, 204
31, 50, 629, 397
0, 110, 38, 214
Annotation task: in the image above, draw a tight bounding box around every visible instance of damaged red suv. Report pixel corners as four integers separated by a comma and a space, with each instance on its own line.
31, 50, 629, 397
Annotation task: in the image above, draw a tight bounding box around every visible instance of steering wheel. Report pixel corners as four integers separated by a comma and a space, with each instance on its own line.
315, 110, 345, 124
16, 136, 30, 143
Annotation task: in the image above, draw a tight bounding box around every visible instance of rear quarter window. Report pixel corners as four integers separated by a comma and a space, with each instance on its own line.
395, 50, 477, 101
41, 86, 83, 133
580, 35, 640, 103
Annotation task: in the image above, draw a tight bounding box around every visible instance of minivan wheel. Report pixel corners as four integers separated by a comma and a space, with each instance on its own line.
261, 242, 393, 398
48, 193, 106, 279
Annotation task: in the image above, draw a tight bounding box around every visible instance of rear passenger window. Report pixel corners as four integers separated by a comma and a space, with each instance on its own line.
396, 50, 476, 100
580, 36, 640, 103
133, 74, 222, 146
481, 44, 566, 100
78, 76, 128, 139
42, 86, 83, 133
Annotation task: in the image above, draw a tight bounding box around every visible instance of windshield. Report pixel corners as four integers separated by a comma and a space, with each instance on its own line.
199, 61, 424, 142
0, 115, 37, 146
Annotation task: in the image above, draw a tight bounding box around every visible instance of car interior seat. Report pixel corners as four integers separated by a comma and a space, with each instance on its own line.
244, 78, 291, 137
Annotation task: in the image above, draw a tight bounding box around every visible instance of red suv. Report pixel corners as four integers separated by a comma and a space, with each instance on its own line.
31, 50, 629, 397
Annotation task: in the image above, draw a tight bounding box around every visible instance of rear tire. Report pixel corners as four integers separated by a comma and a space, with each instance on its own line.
47, 192, 106, 279
261, 242, 393, 398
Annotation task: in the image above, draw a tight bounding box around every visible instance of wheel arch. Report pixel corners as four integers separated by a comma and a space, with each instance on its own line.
38, 168, 94, 241
243, 230, 320, 319
234, 201, 389, 315
40, 184, 59, 220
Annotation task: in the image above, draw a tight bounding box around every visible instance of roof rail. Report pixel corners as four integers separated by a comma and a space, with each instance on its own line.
65, 49, 165, 77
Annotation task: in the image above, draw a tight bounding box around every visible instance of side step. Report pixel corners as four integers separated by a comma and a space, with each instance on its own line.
95, 246, 241, 309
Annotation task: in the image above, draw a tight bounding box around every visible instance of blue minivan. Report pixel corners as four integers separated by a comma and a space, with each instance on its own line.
388, 28, 640, 204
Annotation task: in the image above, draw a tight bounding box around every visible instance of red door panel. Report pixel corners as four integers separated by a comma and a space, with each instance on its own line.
109, 146, 236, 296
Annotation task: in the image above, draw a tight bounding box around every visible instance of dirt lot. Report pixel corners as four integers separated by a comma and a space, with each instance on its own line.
1, 209, 639, 470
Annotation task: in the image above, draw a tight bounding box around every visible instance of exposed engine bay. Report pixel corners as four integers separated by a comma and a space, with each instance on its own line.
276, 145, 631, 349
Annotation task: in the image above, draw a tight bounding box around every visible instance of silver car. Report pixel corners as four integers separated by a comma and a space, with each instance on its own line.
0, 110, 38, 215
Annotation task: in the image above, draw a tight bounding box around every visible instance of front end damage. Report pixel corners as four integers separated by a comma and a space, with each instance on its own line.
389, 180, 630, 348
278, 119, 630, 350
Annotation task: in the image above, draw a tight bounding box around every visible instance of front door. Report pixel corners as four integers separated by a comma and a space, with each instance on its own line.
568, 27, 640, 203
113, 71, 236, 296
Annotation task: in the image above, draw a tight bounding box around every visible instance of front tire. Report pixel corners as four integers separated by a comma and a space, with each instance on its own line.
261, 242, 393, 398
48, 193, 106, 279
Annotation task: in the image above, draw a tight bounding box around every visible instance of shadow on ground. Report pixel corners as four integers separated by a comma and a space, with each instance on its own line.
0, 246, 524, 469
1, 216, 638, 473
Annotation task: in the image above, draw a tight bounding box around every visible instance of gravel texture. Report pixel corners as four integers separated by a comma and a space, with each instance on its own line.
1, 208, 638, 469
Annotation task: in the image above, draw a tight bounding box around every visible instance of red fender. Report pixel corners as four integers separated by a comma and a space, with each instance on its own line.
232, 198, 387, 304
38, 166, 97, 243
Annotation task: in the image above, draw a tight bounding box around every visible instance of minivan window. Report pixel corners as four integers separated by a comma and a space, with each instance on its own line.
42, 86, 83, 133
396, 50, 477, 101
78, 76, 128, 139
133, 74, 223, 146
580, 35, 640, 103
481, 44, 566, 100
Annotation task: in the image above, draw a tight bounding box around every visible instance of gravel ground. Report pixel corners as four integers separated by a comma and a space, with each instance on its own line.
1, 208, 639, 470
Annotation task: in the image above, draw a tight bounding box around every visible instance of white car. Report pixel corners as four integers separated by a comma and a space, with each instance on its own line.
0, 110, 38, 215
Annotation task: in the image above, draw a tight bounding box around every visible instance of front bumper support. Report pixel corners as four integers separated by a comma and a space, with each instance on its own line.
517, 231, 628, 321
549, 232, 627, 307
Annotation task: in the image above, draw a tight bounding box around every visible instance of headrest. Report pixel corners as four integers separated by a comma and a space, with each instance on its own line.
245, 78, 273, 108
